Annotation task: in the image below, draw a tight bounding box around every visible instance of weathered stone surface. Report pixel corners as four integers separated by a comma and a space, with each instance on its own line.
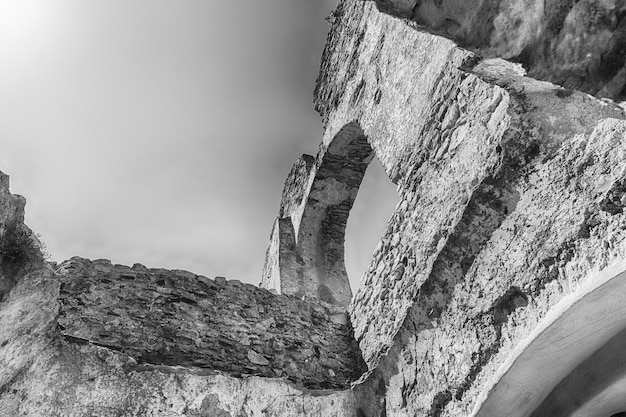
261, 123, 374, 308
313, 0, 616, 367
0, 340, 359, 417
4, 0, 626, 415
370, 0, 626, 100
0, 171, 58, 393
474, 260, 626, 417
371, 117, 626, 416
270, 1, 626, 415
58, 257, 365, 390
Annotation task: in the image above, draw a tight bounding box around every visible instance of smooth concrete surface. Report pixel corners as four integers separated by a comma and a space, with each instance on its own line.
472, 259, 626, 417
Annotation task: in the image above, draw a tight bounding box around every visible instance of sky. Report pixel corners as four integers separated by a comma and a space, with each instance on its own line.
0, 0, 399, 292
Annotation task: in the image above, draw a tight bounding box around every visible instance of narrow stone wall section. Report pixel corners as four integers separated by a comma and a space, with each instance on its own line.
0, 171, 58, 392
261, 123, 376, 308
262, 155, 315, 295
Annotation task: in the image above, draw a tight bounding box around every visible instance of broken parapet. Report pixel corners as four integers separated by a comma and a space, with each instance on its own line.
261, 123, 375, 308
0, 166, 369, 415
1, 255, 367, 415
57, 257, 365, 390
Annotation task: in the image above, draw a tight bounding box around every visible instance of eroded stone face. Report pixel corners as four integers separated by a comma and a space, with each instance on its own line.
261, 123, 375, 308
0, 341, 360, 417
371, 0, 626, 100
3, 1, 626, 415
57, 257, 366, 390
0, 171, 58, 393
306, 1, 626, 415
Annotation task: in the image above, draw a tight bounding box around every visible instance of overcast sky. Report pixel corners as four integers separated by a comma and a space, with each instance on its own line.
0, 0, 398, 291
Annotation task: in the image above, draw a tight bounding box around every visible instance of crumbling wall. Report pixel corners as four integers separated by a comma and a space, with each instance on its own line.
0, 172, 58, 394
58, 257, 365, 389
306, 1, 626, 415
0, 176, 366, 415
370, 0, 626, 100
261, 123, 375, 308
3, 0, 626, 415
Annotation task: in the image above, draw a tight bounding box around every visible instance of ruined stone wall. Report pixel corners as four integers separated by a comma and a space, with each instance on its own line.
371, 0, 626, 100
3, 0, 626, 415
306, 1, 626, 415
58, 257, 364, 390
261, 123, 374, 308
0, 341, 359, 417
0, 170, 366, 415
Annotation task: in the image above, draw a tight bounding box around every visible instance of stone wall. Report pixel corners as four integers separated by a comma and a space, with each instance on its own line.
3, 0, 626, 415
0, 173, 367, 415
261, 123, 375, 307
0, 340, 359, 417
58, 257, 365, 390
267, 0, 626, 415
370, 0, 626, 100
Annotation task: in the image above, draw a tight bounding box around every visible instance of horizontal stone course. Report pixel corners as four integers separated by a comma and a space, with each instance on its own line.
57, 256, 366, 390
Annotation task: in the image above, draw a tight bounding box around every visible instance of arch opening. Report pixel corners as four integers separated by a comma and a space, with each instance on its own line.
344, 156, 398, 294
261, 122, 398, 308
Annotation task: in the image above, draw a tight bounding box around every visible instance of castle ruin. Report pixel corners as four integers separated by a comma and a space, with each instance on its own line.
2, 0, 626, 415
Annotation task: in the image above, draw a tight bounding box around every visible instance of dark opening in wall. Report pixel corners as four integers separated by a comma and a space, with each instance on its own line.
345, 157, 398, 293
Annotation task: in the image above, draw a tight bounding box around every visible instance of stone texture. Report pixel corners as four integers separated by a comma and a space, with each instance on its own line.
314, 0, 618, 366
57, 257, 365, 390
261, 123, 374, 308
0, 340, 359, 417
370, 0, 626, 100
370, 117, 626, 416
0, 171, 58, 393
269, 1, 626, 415
4, 0, 626, 415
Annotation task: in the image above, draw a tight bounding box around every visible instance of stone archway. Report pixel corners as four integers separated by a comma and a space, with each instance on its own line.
472, 260, 626, 417
261, 122, 392, 308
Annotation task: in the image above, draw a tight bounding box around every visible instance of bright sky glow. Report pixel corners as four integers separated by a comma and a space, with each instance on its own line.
0, 0, 398, 291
